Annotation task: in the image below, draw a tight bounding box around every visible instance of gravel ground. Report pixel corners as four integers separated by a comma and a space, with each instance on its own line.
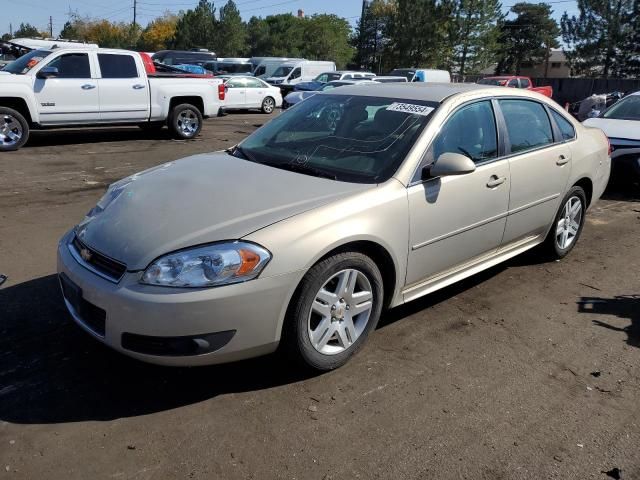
0, 114, 639, 480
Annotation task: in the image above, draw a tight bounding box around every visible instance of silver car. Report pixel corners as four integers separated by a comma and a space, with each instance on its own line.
57, 84, 611, 370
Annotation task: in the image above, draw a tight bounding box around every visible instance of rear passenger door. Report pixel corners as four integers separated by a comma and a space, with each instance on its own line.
498, 99, 572, 246
97, 53, 149, 122
244, 78, 268, 107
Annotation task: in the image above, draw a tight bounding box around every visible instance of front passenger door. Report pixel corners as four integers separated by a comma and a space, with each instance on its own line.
405, 100, 510, 291
34, 52, 100, 124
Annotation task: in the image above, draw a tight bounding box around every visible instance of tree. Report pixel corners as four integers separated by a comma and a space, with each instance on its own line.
2, 33, 12, 41
246, 16, 270, 56
353, 0, 396, 73
138, 13, 178, 51
60, 20, 81, 40
496, 3, 559, 75
303, 14, 354, 67
246, 14, 305, 57
561, 0, 635, 77
450, 0, 503, 77
172, 0, 217, 51
217, 0, 246, 56
13, 23, 41, 38
390, 0, 454, 69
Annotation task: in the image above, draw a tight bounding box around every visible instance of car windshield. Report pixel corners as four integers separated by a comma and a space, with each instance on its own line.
3, 49, 51, 74
216, 63, 253, 74
602, 95, 640, 120
233, 94, 438, 183
272, 66, 293, 77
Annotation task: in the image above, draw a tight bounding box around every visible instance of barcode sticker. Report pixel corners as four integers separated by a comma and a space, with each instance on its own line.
386, 102, 434, 116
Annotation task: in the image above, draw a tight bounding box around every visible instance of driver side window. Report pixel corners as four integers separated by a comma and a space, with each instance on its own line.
45, 53, 91, 79
289, 67, 301, 80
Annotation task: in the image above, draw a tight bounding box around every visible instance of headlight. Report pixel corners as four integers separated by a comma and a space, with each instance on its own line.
141, 242, 271, 288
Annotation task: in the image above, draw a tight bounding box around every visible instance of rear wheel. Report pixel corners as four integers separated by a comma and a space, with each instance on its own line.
282, 252, 383, 371
261, 96, 276, 114
169, 104, 203, 139
0, 107, 29, 152
542, 186, 587, 259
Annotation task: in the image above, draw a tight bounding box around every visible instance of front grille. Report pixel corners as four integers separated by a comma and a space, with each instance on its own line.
71, 235, 127, 282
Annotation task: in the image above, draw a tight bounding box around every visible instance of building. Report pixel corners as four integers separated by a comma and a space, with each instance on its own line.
479, 49, 572, 78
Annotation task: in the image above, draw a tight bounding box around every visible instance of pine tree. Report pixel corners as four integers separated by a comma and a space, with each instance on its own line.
451, 0, 503, 77
561, 0, 635, 77
218, 0, 247, 56
172, 0, 217, 51
496, 3, 559, 75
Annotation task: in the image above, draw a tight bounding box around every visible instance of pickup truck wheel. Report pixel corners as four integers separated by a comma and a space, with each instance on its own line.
0, 107, 29, 152
169, 104, 203, 139
261, 96, 275, 114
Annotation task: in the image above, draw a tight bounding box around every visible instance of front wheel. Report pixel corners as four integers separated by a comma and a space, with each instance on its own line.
261, 96, 276, 114
169, 104, 203, 139
282, 252, 384, 371
0, 107, 29, 152
542, 186, 587, 259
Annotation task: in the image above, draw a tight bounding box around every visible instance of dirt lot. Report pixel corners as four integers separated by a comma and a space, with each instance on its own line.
1, 114, 639, 480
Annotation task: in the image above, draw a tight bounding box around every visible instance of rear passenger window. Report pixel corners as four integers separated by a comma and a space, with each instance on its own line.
551, 110, 576, 141
520, 78, 531, 88
98, 54, 138, 78
499, 99, 553, 153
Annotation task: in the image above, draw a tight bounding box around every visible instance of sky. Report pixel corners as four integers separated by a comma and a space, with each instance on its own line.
3, 0, 579, 37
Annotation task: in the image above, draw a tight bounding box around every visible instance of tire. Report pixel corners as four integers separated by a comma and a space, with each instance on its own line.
0, 107, 29, 152
168, 104, 203, 140
282, 252, 384, 371
261, 96, 276, 114
541, 186, 587, 259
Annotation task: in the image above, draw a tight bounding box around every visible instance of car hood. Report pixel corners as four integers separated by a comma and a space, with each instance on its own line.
77, 153, 371, 270
284, 91, 317, 104
583, 118, 640, 140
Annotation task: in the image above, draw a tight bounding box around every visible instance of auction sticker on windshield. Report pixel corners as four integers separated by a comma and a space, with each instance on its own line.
386, 102, 435, 116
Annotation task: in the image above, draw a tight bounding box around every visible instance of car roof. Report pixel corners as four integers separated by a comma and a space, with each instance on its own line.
321, 82, 499, 102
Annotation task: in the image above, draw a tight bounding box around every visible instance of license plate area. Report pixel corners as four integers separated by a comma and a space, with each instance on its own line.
59, 272, 106, 337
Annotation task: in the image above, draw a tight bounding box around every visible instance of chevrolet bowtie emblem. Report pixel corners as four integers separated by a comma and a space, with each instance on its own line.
80, 248, 92, 262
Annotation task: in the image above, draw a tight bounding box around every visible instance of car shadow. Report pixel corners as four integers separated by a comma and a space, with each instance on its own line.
24, 127, 173, 148
578, 295, 640, 348
0, 274, 319, 424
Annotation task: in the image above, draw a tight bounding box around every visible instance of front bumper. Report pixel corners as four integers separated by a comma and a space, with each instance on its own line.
610, 140, 640, 179
56, 230, 302, 366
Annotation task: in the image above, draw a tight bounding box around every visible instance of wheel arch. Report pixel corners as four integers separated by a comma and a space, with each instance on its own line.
573, 177, 593, 207
0, 97, 34, 125
168, 96, 205, 117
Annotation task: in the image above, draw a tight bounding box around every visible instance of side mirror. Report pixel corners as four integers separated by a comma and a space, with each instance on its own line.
37, 66, 59, 79
426, 152, 476, 178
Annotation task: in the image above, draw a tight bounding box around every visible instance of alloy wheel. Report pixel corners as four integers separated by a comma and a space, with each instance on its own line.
307, 269, 374, 355
556, 195, 583, 250
263, 97, 275, 113
0, 114, 23, 147
177, 109, 199, 137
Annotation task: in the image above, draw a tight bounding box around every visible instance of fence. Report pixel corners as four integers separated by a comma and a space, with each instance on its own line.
453, 75, 640, 106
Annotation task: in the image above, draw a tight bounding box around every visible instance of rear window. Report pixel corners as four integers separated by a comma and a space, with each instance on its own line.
499, 99, 553, 153
98, 54, 138, 78
478, 78, 505, 86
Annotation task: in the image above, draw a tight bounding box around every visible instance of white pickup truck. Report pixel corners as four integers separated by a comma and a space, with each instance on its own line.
0, 46, 225, 151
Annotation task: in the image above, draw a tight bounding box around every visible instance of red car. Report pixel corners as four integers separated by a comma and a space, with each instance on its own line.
478, 76, 553, 98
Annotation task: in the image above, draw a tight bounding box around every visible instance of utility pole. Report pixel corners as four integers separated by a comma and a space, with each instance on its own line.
9, 23, 12, 37
49, 16, 53, 37
133, 0, 137, 27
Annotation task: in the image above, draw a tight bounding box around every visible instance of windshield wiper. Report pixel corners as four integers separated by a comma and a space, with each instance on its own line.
227, 144, 254, 161
270, 161, 338, 180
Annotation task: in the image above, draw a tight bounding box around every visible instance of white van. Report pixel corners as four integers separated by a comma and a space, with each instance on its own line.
266, 60, 336, 86
388, 68, 451, 83
251, 57, 305, 79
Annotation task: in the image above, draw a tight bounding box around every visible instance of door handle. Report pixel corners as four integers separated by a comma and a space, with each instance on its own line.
81, 84, 96, 90
133, 84, 146, 90
556, 154, 569, 166
486, 175, 507, 188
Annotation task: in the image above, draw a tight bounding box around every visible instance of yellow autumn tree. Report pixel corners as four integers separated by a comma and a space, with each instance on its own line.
138, 13, 178, 52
